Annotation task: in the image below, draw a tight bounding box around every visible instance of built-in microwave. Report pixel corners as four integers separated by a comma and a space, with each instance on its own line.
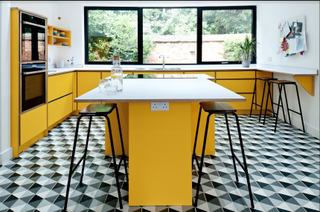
20, 12, 46, 62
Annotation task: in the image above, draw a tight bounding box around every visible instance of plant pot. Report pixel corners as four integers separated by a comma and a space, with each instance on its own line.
242, 59, 250, 68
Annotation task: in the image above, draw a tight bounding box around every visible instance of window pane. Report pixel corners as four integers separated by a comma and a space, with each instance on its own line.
88, 10, 138, 62
143, 8, 197, 64
202, 9, 253, 62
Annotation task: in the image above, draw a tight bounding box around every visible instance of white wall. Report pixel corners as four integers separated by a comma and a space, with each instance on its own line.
257, 1, 319, 137
0, 1, 12, 165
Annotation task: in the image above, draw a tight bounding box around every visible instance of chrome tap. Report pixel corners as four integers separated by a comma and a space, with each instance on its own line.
67, 57, 74, 66
159, 55, 165, 70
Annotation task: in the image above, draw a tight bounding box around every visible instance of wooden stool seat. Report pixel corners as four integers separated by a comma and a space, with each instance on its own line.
200, 102, 236, 113
258, 77, 277, 81
79, 103, 116, 115
269, 80, 296, 84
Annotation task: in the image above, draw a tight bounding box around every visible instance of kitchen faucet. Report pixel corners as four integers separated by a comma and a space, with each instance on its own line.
159, 55, 165, 70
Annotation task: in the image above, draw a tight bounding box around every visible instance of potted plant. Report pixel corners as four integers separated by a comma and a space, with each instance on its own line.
235, 35, 257, 68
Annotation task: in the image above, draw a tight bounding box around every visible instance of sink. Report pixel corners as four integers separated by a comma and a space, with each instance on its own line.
135, 68, 181, 71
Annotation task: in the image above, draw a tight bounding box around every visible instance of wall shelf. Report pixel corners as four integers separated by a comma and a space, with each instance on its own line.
47, 26, 71, 47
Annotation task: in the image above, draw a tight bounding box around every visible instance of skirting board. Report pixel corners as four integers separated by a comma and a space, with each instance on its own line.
277, 117, 319, 139
0, 147, 13, 165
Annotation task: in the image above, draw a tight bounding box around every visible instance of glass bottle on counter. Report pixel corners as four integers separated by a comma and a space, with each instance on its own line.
111, 55, 123, 92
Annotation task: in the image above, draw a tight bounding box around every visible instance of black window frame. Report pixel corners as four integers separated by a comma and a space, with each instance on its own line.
84, 6, 256, 65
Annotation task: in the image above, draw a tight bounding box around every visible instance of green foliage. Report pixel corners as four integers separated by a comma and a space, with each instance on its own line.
224, 37, 244, 61
88, 10, 154, 62
203, 10, 252, 35
143, 8, 197, 36
234, 35, 257, 61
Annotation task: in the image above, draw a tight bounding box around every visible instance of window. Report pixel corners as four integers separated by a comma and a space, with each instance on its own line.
84, 6, 256, 65
143, 8, 197, 64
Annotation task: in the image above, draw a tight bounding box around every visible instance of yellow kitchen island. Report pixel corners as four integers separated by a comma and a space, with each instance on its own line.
74, 74, 245, 206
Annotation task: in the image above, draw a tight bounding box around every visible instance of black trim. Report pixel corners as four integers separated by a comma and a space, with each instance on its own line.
84, 6, 257, 65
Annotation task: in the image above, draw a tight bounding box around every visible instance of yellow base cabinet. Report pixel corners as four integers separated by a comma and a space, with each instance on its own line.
48, 94, 73, 128
20, 104, 47, 147
48, 73, 74, 102
129, 102, 192, 205
77, 72, 101, 111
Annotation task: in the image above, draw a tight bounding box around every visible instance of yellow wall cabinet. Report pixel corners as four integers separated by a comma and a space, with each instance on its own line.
47, 26, 71, 47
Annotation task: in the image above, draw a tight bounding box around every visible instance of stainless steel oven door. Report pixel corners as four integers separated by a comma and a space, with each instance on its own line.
21, 63, 46, 112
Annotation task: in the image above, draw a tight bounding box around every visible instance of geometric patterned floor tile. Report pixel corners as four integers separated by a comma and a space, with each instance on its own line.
0, 115, 319, 212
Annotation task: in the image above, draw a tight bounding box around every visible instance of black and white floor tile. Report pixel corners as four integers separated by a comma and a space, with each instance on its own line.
0, 115, 319, 212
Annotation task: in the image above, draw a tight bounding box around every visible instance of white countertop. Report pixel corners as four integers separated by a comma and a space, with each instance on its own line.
47, 64, 318, 76
75, 74, 246, 103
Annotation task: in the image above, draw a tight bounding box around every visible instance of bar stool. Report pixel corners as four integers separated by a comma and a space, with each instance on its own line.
264, 80, 305, 132
250, 77, 277, 122
192, 102, 254, 209
64, 103, 128, 211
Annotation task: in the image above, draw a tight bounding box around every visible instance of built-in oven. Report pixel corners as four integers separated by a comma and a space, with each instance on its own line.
21, 63, 46, 112
21, 12, 46, 62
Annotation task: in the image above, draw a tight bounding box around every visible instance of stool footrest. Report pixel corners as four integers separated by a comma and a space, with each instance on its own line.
288, 108, 302, 115
233, 153, 245, 171
116, 154, 127, 174
70, 153, 86, 179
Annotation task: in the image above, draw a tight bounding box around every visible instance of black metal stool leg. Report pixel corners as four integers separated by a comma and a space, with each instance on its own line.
268, 81, 276, 117
279, 84, 287, 124
105, 116, 123, 209
115, 106, 129, 183
282, 85, 292, 125
192, 106, 202, 167
274, 84, 285, 132
294, 84, 306, 132
263, 81, 271, 125
258, 80, 267, 122
80, 116, 92, 184
64, 115, 83, 212
194, 113, 212, 207
224, 113, 239, 182
233, 113, 254, 209
250, 78, 257, 117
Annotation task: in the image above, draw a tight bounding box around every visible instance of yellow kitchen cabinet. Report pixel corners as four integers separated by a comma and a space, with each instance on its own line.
227, 94, 253, 110
216, 71, 255, 79
215, 71, 256, 114
47, 25, 71, 47
132, 72, 159, 75
77, 72, 101, 111
48, 94, 73, 128
20, 104, 47, 152
48, 72, 73, 102
216, 79, 255, 93
102, 72, 111, 79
